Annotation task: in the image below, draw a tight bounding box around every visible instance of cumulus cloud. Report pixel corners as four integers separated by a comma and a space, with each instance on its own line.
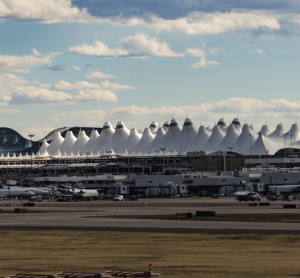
11, 86, 72, 104
53, 97, 300, 128
191, 57, 220, 68
147, 11, 281, 35
32, 48, 41, 56
3, 1, 300, 36
0, 0, 103, 24
0, 54, 53, 73
73, 90, 118, 102
248, 48, 264, 54
73, 66, 81, 70
85, 70, 118, 79
0, 108, 21, 113
67, 33, 183, 58
54, 80, 135, 91
41, 63, 66, 71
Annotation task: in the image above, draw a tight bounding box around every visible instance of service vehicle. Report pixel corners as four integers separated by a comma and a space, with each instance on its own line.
113, 195, 124, 201
235, 191, 260, 202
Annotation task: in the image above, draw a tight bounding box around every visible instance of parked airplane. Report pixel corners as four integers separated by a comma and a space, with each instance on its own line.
269, 185, 300, 194
0, 184, 35, 198
72, 188, 99, 200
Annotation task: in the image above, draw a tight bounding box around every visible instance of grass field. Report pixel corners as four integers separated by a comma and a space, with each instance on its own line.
142, 214, 300, 222
1, 230, 300, 277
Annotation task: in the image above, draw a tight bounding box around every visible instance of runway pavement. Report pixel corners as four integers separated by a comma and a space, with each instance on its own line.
1, 197, 300, 233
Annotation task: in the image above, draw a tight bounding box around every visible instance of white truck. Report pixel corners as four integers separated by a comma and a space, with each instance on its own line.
113, 195, 124, 201
235, 191, 260, 202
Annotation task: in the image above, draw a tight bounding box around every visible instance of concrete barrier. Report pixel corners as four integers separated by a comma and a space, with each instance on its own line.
259, 202, 270, 206
283, 204, 297, 209
196, 211, 215, 217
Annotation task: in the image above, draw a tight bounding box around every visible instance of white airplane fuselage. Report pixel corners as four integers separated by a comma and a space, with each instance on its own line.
0, 188, 35, 198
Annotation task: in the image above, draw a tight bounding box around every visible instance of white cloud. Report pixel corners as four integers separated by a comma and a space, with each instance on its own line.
32, 48, 41, 56
185, 47, 206, 57
0, 0, 102, 24
12, 86, 72, 104
0, 54, 53, 73
148, 10, 281, 35
67, 33, 182, 58
191, 57, 220, 68
73, 66, 81, 70
54, 80, 135, 91
39, 84, 52, 89
53, 97, 300, 128
85, 70, 118, 79
248, 48, 264, 54
73, 90, 118, 102
0, 108, 21, 113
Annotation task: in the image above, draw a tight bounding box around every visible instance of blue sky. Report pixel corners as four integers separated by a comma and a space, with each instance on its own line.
1, 0, 300, 139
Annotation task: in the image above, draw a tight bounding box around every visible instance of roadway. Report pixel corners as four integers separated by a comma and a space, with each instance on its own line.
1, 197, 300, 233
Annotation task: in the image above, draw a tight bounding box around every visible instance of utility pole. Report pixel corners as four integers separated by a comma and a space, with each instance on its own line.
282, 132, 288, 169
266, 150, 269, 173
85, 151, 90, 178
160, 148, 166, 175
228, 147, 233, 171
290, 134, 293, 173
249, 134, 252, 159
29, 134, 35, 179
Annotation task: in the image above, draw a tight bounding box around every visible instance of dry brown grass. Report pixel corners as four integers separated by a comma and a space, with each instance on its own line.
1, 230, 300, 278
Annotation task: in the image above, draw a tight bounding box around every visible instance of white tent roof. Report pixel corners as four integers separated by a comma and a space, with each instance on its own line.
259, 124, 271, 136
91, 122, 115, 153
59, 130, 77, 155
268, 123, 285, 140
147, 127, 166, 152
82, 129, 100, 152
168, 118, 197, 151
286, 123, 300, 143
37, 139, 49, 154
251, 133, 282, 155
231, 117, 242, 133
149, 121, 158, 133
47, 131, 64, 156
50, 149, 61, 158
101, 121, 130, 153
71, 130, 89, 154
72, 151, 81, 158
217, 124, 239, 152
159, 118, 182, 150
124, 128, 141, 152
134, 127, 154, 153
217, 118, 227, 130
35, 150, 50, 158
162, 121, 170, 132
186, 126, 211, 152
204, 125, 225, 152
232, 124, 258, 155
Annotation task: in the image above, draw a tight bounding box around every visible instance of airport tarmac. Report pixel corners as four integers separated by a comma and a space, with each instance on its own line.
1, 197, 300, 233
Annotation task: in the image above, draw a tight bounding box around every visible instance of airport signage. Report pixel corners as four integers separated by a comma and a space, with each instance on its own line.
183, 180, 193, 184
105, 180, 115, 183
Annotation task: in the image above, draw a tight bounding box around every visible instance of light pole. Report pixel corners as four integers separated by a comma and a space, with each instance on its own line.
290, 134, 293, 173
228, 147, 233, 171
249, 134, 252, 159
282, 132, 288, 169
29, 134, 34, 178
160, 148, 166, 175
266, 150, 269, 173
85, 151, 90, 178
